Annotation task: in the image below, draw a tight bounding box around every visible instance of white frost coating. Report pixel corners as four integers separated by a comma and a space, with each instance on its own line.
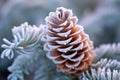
71, 16, 78, 24
52, 27, 63, 32
70, 26, 83, 36
41, 35, 47, 41
3, 38, 12, 45
56, 7, 73, 17
66, 60, 80, 69
59, 20, 68, 26
79, 25, 84, 30
1, 44, 10, 48
42, 34, 58, 41
56, 7, 72, 20
47, 43, 60, 50
69, 36, 81, 45
44, 43, 50, 51
45, 16, 54, 25
58, 46, 73, 53
56, 37, 72, 45
53, 58, 66, 64
67, 9, 73, 18
46, 35, 58, 41
66, 21, 73, 29
69, 53, 84, 62
71, 43, 83, 51
49, 12, 55, 17
44, 28, 53, 33
57, 30, 71, 37
46, 52, 60, 60
61, 51, 77, 59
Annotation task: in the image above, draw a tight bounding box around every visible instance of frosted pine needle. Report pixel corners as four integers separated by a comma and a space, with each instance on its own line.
1, 22, 43, 59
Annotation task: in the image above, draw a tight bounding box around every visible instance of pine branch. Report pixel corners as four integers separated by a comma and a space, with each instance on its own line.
80, 43, 120, 80
94, 43, 120, 62
8, 54, 30, 80
8, 47, 73, 80
8, 49, 45, 80
34, 57, 73, 80
0, 22, 45, 80
80, 68, 120, 80
92, 58, 120, 70
1, 22, 43, 59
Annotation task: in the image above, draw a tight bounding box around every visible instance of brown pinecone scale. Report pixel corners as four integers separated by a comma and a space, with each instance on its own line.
42, 7, 94, 75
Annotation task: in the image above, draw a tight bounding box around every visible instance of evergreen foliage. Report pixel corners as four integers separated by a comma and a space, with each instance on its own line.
1, 6, 120, 80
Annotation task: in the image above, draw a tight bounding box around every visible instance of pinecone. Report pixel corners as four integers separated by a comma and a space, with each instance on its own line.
42, 7, 94, 75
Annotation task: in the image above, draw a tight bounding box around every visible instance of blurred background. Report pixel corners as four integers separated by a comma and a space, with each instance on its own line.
0, 0, 120, 80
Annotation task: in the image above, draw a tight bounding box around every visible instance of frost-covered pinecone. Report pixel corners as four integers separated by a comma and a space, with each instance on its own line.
42, 7, 94, 75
